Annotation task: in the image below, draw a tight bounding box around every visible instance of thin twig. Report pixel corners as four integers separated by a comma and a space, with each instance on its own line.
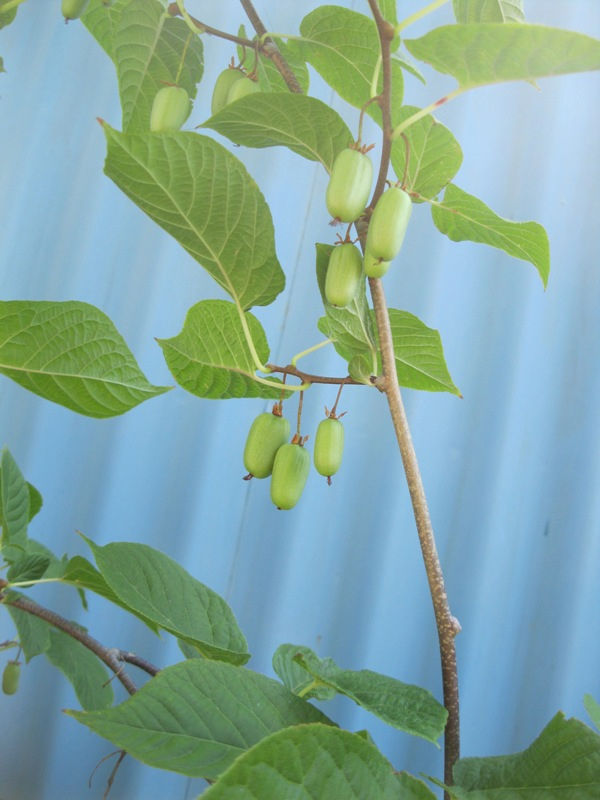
239, 0, 303, 93
0, 586, 141, 696
167, 3, 258, 49
366, 0, 460, 790
267, 364, 364, 386
118, 651, 161, 677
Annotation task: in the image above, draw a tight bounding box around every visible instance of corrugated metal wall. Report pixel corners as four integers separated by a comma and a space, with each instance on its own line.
1, 1, 599, 798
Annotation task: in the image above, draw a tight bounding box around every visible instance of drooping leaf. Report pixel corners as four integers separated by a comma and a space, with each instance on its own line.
113, 0, 203, 132
7, 554, 51, 586
84, 538, 250, 665
82, 0, 133, 60
584, 695, 600, 733
295, 6, 405, 127
272, 644, 337, 701
391, 106, 462, 201
0, 301, 170, 417
0, 473, 45, 531
292, 645, 447, 744
431, 184, 550, 287
447, 712, 600, 799
158, 300, 288, 401
67, 660, 334, 779
45, 629, 114, 711
21, 540, 67, 580
102, 125, 285, 310
315, 244, 378, 383
61, 555, 159, 631
405, 25, 600, 90
452, 0, 525, 24
3, 592, 51, 662
237, 25, 310, 94
202, 724, 437, 800
202, 94, 353, 172
0, 448, 29, 552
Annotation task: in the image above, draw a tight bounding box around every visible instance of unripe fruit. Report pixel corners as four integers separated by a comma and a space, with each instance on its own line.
270, 443, 310, 510
211, 67, 245, 115
363, 247, 390, 279
62, 0, 90, 19
326, 148, 373, 223
2, 661, 20, 696
226, 77, 261, 104
366, 186, 412, 262
314, 417, 344, 481
150, 86, 190, 133
325, 243, 363, 307
243, 412, 290, 479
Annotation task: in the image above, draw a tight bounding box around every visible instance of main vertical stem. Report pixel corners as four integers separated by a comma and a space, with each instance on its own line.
370, 278, 460, 788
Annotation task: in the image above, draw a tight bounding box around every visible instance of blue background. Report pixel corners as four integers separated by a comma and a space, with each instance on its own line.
1, 1, 600, 798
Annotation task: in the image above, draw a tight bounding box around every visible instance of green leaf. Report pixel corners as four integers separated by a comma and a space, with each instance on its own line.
295, 6, 405, 127
584, 695, 600, 732
67, 660, 334, 779
453, 0, 525, 24
45, 629, 114, 711
102, 125, 285, 310
21, 540, 67, 580
202, 724, 436, 800
0, 475, 44, 534
61, 555, 160, 631
431, 184, 550, 287
0, 301, 171, 418
448, 712, 600, 799
237, 26, 310, 94
272, 644, 337, 701
391, 106, 462, 201
202, 94, 353, 172
0, 448, 29, 552
315, 244, 378, 383
113, 0, 203, 132
292, 646, 447, 745
4, 592, 51, 662
0, 56, 5, 73
82, 0, 132, 60
158, 300, 288, 401
405, 25, 600, 90
85, 538, 250, 665
7, 554, 50, 586
0, 0, 17, 31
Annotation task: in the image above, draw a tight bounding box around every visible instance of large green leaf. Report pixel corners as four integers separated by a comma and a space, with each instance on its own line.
45, 629, 114, 711
67, 660, 334, 779
82, 0, 133, 60
315, 244, 378, 383
0, 301, 170, 418
202, 94, 353, 172
113, 0, 203, 132
291, 645, 447, 745
295, 6, 405, 127
84, 538, 250, 665
158, 300, 288, 400
447, 712, 600, 799
405, 25, 600, 89
3, 592, 51, 662
202, 724, 437, 800
237, 25, 310, 94
102, 125, 285, 310
0, 448, 29, 553
61, 555, 159, 631
452, 0, 525, 24
431, 184, 550, 287
391, 106, 462, 201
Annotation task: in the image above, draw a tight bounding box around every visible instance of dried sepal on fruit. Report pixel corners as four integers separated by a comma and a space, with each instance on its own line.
243, 404, 290, 480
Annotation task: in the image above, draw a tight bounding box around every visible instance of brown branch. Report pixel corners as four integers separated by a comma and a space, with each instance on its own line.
366, 0, 460, 790
239, 0, 303, 93
0, 586, 141, 696
266, 364, 365, 386
167, 3, 258, 49
118, 651, 161, 677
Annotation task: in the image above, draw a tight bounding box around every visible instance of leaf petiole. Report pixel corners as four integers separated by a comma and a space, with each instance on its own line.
291, 338, 334, 367
391, 87, 464, 140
